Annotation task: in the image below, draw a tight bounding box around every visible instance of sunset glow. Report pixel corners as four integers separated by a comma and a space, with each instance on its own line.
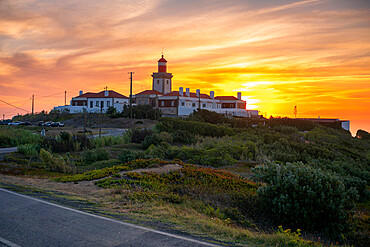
1, 0, 369, 133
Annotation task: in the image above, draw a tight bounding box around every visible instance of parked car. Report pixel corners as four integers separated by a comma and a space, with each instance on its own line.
38, 121, 44, 126
44, 122, 53, 127
8, 121, 22, 126
51, 122, 64, 127
19, 121, 32, 126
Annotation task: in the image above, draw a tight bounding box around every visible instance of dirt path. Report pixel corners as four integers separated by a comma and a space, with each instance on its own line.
0, 164, 183, 202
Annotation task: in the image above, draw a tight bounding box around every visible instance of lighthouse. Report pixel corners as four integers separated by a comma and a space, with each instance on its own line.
152, 55, 173, 94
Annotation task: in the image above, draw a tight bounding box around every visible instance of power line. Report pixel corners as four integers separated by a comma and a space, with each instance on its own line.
0, 99, 29, 112
35, 92, 64, 98
5, 99, 31, 114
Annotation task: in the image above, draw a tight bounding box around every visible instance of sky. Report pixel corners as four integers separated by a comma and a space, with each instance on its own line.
0, 0, 369, 134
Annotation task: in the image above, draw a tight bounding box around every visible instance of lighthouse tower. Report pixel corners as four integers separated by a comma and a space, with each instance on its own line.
152, 55, 173, 94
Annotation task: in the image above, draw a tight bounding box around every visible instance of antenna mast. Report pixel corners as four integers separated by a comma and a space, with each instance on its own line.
294, 106, 297, 118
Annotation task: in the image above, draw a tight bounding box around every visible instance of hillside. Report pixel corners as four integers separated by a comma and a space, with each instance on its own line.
0, 110, 369, 246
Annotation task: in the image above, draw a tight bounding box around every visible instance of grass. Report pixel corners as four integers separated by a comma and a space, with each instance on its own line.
52, 158, 325, 246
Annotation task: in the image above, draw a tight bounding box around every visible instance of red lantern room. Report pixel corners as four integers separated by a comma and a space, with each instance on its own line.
158, 55, 167, 73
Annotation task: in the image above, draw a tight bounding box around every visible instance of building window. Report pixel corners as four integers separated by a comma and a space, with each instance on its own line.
181, 102, 185, 106
192, 103, 195, 107
157, 80, 159, 84
161, 101, 164, 106
203, 103, 206, 108
107, 101, 110, 107
96, 101, 99, 107
101, 101, 104, 108
166, 80, 169, 85
90, 101, 93, 108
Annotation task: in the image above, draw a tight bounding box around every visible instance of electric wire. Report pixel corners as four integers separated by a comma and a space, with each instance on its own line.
5, 99, 31, 115
0, 99, 29, 112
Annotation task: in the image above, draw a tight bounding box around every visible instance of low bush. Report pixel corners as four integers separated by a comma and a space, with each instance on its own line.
18, 143, 40, 156
142, 132, 173, 149
171, 130, 196, 144
92, 135, 130, 147
81, 148, 110, 164
90, 159, 122, 169
0, 127, 42, 148
157, 117, 235, 137
253, 161, 358, 240
128, 128, 153, 143
118, 149, 148, 163
42, 132, 93, 153
39, 148, 75, 173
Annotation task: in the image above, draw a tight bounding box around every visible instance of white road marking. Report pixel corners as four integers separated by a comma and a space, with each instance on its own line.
0, 188, 220, 247
0, 236, 22, 247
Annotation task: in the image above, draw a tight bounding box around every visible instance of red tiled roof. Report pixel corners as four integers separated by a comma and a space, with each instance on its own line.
215, 96, 238, 100
136, 90, 163, 96
162, 91, 212, 99
75, 90, 128, 99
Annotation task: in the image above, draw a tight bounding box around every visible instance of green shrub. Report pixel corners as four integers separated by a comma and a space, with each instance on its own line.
171, 130, 196, 144
118, 149, 148, 163
157, 117, 235, 137
42, 132, 93, 153
253, 161, 358, 239
0, 127, 41, 148
93, 135, 129, 147
90, 159, 122, 169
18, 143, 40, 156
146, 144, 169, 159
128, 128, 153, 143
81, 148, 110, 164
39, 148, 75, 173
142, 132, 172, 149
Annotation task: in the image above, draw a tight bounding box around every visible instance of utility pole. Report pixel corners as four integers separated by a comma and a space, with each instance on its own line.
128, 72, 134, 119
198, 95, 201, 110
294, 106, 297, 119
2, 114, 4, 121
99, 105, 102, 138
65, 91, 67, 106
32, 94, 34, 114
197, 90, 201, 110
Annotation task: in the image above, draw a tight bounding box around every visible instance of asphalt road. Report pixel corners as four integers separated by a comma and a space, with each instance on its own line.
0, 188, 220, 247
0, 147, 18, 161
0, 147, 18, 155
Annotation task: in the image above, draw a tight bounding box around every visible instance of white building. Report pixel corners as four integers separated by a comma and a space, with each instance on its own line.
53, 90, 129, 113
155, 87, 258, 117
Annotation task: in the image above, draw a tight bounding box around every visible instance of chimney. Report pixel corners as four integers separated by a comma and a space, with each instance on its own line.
185, 88, 190, 97
196, 89, 200, 97
179, 87, 183, 96
104, 90, 109, 97
210, 91, 214, 99
79, 90, 83, 96
237, 92, 242, 100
